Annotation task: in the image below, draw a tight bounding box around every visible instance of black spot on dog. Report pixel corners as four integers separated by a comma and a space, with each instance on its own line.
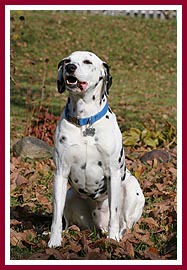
74, 179, 79, 183
81, 163, 86, 170
94, 188, 99, 193
121, 172, 126, 181
118, 157, 122, 163
99, 186, 107, 194
91, 67, 96, 72
136, 193, 139, 196
92, 211, 96, 216
68, 177, 72, 184
59, 136, 66, 143
120, 163, 124, 169
115, 207, 118, 212
89, 193, 97, 199
98, 161, 102, 167
120, 147, 124, 158
95, 180, 99, 185
105, 115, 109, 119
92, 95, 96, 101
95, 82, 98, 87
78, 188, 87, 194
108, 107, 113, 114
108, 176, 111, 181
99, 182, 104, 187
95, 137, 99, 142
103, 98, 105, 102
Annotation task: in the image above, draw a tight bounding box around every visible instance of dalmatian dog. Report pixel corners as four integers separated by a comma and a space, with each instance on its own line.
48, 51, 145, 248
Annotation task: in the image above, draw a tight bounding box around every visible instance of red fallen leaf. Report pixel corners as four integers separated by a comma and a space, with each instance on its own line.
144, 247, 162, 260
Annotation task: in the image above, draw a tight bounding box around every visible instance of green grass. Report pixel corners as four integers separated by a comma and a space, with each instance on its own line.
10, 10, 177, 139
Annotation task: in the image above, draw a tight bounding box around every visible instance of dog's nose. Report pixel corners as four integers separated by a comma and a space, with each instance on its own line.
65, 63, 77, 73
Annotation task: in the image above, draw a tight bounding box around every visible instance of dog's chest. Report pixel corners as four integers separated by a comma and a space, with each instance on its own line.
68, 139, 108, 200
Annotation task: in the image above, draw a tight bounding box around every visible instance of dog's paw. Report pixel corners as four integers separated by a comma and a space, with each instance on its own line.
108, 233, 120, 242
48, 235, 62, 248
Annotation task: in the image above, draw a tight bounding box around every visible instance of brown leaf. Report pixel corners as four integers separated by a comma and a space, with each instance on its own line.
126, 240, 134, 258
134, 232, 154, 246
46, 248, 65, 260
29, 252, 52, 260
36, 192, 49, 204
155, 183, 166, 192
169, 167, 177, 176
140, 217, 159, 228
10, 228, 36, 248
15, 174, 28, 186
10, 228, 25, 248
68, 240, 82, 253
144, 247, 162, 260
174, 195, 177, 212
10, 219, 21, 226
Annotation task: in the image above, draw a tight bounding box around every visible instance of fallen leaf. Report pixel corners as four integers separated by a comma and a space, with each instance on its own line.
126, 240, 134, 258
16, 174, 28, 186
144, 247, 161, 260
140, 217, 159, 228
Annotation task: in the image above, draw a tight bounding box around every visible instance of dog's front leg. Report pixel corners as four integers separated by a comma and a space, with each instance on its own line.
48, 169, 68, 248
108, 170, 122, 241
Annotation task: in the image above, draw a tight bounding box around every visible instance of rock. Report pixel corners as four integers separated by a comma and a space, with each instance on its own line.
12, 137, 53, 160
140, 149, 171, 164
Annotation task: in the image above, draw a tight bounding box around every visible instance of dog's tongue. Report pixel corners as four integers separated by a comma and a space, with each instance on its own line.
79, 81, 88, 91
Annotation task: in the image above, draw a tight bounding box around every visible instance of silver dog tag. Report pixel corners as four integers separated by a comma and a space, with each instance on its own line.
83, 127, 96, 137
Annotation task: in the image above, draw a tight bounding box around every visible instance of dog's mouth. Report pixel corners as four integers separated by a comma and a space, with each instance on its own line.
66, 76, 88, 91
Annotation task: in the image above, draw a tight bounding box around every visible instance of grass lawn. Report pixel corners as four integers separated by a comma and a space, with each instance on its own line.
10, 10, 177, 137
10, 10, 177, 260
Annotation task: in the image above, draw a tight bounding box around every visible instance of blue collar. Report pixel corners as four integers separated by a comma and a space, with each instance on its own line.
65, 102, 109, 127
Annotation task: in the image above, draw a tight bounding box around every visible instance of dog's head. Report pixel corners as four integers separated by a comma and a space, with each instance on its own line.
57, 51, 112, 95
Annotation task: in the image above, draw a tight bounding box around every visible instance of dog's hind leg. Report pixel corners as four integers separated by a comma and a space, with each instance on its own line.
122, 173, 145, 229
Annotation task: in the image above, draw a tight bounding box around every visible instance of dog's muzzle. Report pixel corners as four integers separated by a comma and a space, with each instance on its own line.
64, 63, 88, 92
65, 75, 88, 91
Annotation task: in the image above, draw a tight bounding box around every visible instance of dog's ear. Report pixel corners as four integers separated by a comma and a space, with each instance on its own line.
57, 60, 66, 93
103, 62, 112, 95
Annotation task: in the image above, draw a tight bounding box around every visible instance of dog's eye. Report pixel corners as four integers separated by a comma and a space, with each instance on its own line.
83, 60, 92, 65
